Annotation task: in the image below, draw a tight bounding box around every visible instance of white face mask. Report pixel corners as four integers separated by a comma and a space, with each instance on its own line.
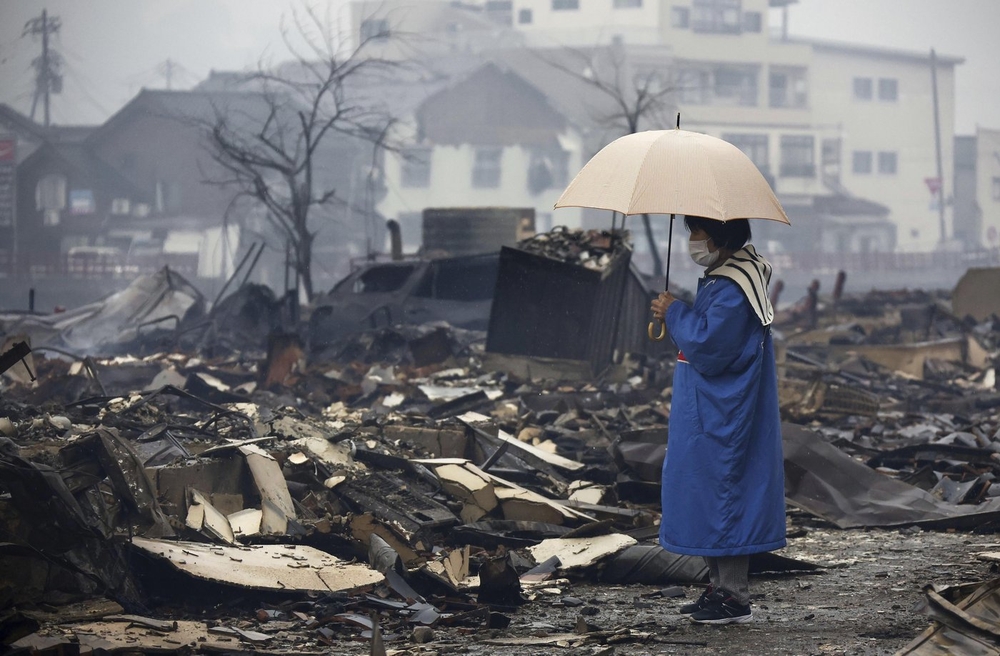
688, 238, 719, 267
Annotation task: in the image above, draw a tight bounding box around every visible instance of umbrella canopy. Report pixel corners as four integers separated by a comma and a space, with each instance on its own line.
555, 128, 790, 224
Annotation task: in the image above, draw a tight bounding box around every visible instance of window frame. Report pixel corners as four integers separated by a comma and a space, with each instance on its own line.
852, 150, 873, 175
691, 0, 742, 34
671, 6, 690, 27
769, 66, 807, 108
853, 77, 873, 101
877, 151, 897, 175
713, 65, 758, 106
472, 147, 503, 188
518, 7, 533, 23
400, 147, 432, 188
722, 133, 769, 174
779, 135, 815, 178
878, 78, 898, 102
359, 18, 390, 41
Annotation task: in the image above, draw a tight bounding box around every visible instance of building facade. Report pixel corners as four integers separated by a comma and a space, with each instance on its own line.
354, 0, 968, 256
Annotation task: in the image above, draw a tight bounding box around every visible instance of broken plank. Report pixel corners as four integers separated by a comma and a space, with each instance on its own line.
528, 534, 638, 571
435, 463, 498, 512
240, 445, 296, 535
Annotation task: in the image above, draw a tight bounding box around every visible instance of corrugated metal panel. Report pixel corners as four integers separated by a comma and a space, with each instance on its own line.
486, 244, 632, 376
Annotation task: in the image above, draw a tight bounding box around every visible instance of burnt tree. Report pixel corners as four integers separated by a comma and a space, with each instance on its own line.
205, 8, 398, 299
541, 45, 676, 277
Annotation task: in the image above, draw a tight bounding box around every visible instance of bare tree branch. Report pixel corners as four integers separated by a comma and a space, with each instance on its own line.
535, 44, 676, 276
196, 1, 402, 299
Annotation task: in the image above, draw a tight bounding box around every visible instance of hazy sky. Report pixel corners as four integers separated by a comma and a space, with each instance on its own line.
0, 0, 997, 133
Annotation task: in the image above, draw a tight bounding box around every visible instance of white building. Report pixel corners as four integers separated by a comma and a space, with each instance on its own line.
352, 0, 966, 254
955, 128, 1000, 252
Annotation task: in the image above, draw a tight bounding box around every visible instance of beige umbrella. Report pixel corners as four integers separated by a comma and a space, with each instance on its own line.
554, 127, 790, 340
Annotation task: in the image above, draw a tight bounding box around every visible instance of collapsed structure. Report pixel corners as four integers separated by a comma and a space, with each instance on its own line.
1, 230, 999, 654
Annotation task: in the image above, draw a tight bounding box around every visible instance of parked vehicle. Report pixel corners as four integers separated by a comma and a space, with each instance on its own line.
309, 252, 500, 347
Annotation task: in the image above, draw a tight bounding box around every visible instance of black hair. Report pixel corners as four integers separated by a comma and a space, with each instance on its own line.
683, 215, 751, 251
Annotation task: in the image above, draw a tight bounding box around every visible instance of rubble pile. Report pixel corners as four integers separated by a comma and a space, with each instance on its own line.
514, 226, 631, 272
2, 263, 1000, 653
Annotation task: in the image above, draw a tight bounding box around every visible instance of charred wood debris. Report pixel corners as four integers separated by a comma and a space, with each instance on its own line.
1, 230, 1000, 654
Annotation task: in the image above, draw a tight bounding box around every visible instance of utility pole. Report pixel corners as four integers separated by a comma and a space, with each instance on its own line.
930, 48, 947, 246
22, 9, 62, 127
159, 59, 176, 90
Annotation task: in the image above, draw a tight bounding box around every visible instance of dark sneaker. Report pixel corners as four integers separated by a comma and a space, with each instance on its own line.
678, 586, 718, 616
688, 592, 752, 625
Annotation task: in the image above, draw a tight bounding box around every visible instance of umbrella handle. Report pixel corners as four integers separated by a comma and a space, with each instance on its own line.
647, 318, 666, 341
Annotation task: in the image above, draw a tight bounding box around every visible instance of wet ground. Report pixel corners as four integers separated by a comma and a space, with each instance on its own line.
346, 526, 996, 656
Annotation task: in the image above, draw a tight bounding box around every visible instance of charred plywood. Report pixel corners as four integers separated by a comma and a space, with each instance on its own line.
130, 538, 383, 593
337, 470, 458, 536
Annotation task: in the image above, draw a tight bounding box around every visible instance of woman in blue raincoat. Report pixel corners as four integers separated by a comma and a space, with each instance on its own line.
650, 216, 785, 625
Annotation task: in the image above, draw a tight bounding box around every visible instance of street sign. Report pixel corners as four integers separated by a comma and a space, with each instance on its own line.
924, 176, 942, 195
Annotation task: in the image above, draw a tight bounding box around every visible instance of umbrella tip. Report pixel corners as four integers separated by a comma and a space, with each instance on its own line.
676, 112, 681, 129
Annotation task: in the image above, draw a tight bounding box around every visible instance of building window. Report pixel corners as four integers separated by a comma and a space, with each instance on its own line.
877, 151, 897, 175
779, 135, 815, 177
722, 134, 769, 175
671, 6, 690, 27
821, 138, 841, 181
852, 150, 872, 174
614, 0, 642, 7
769, 67, 807, 108
853, 77, 873, 101
692, 0, 741, 34
518, 8, 533, 23
400, 147, 431, 188
36, 173, 67, 213
993, 177, 1000, 202
675, 68, 707, 104
472, 147, 502, 188
527, 147, 569, 194
742, 11, 761, 32
878, 78, 898, 101
360, 18, 390, 41
713, 66, 757, 106
552, 0, 579, 9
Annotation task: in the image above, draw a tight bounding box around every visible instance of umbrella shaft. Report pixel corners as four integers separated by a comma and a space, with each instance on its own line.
664, 214, 674, 292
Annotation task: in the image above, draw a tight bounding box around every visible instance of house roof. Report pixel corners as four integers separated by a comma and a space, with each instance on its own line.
0, 103, 96, 143
415, 62, 567, 147
0, 104, 47, 141
783, 36, 964, 66
85, 88, 278, 148
813, 194, 890, 217
20, 141, 145, 201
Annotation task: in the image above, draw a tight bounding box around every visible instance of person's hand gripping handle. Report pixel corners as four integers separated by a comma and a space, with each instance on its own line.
649, 291, 675, 342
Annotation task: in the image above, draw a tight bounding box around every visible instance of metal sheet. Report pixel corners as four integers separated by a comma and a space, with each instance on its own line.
784, 423, 1000, 530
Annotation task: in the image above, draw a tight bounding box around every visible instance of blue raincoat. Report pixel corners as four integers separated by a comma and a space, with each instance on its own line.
658, 270, 786, 557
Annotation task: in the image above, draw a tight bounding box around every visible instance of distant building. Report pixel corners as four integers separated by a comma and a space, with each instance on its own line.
352, 0, 966, 256
378, 62, 585, 251
954, 128, 1000, 252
